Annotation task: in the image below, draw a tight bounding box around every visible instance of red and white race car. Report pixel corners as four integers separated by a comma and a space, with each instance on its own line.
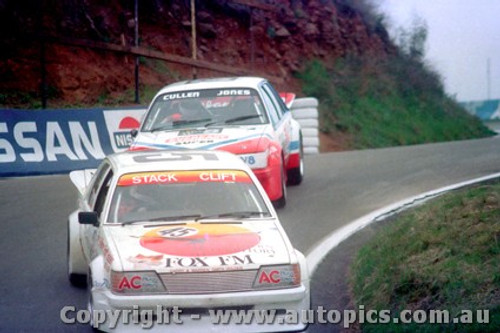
129, 77, 304, 208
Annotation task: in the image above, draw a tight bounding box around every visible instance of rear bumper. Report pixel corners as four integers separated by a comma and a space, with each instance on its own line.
90, 284, 310, 332
252, 165, 282, 201
287, 152, 301, 169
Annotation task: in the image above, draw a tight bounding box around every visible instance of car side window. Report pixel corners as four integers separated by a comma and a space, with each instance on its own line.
262, 83, 285, 123
87, 163, 111, 208
261, 86, 281, 126
267, 83, 290, 115
94, 170, 114, 218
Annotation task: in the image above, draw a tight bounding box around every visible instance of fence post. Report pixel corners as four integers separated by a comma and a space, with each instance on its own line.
191, 0, 197, 79
134, 0, 140, 104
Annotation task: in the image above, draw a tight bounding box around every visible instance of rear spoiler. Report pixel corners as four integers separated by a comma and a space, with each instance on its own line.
279, 92, 296, 109
69, 169, 97, 196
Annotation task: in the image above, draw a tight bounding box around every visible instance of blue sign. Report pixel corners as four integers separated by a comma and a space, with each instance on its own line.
0, 108, 146, 177
461, 99, 500, 120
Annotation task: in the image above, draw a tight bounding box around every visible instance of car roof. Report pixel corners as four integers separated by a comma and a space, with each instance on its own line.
106, 149, 251, 176
156, 76, 267, 95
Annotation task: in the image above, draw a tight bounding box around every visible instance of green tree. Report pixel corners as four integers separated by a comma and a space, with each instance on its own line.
396, 15, 428, 60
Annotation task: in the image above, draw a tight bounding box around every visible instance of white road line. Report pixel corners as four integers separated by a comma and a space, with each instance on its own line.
306, 172, 500, 274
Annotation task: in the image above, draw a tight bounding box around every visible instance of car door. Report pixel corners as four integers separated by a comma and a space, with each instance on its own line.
81, 163, 114, 262
261, 83, 291, 160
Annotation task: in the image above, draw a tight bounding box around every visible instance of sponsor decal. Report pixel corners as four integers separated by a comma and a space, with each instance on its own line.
164, 134, 229, 145
117, 170, 252, 186
103, 110, 145, 152
118, 276, 142, 290
140, 224, 261, 257
164, 254, 254, 270
0, 120, 105, 163
259, 270, 281, 284
243, 244, 276, 257
256, 267, 297, 286
162, 91, 200, 100
132, 151, 219, 163
128, 254, 163, 266
202, 97, 230, 109
98, 237, 114, 271
178, 128, 222, 135
216, 89, 251, 96
93, 278, 110, 289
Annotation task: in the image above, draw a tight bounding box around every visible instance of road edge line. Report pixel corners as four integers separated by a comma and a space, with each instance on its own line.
306, 172, 500, 274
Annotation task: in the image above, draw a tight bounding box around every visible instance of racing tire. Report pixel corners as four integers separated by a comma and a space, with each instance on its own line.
67, 226, 87, 288
272, 162, 287, 209
301, 128, 319, 138
69, 272, 87, 288
287, 135, 304, 186
291, 97, 319, 109
304, 146, 319, 155
303, 137, 320, 147
291, 108, 318, 120
296, 118, 319, 128
87, 273, 100, 332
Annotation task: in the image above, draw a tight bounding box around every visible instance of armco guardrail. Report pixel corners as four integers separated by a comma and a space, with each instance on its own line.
0, 108, 147, 177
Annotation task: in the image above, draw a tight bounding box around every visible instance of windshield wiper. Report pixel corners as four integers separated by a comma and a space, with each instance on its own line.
149, 124, 174, 133
204, 121, 224, 127
194, 211, 270, 222
224, 115, 261, 124
172, 118, 212, 127
121, 214, 202, 226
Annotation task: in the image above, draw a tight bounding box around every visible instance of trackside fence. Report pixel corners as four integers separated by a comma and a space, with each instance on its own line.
0, 108, 146, 177
0, 101, 320, 177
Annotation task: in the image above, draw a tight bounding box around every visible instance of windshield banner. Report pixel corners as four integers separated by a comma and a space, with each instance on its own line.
118, 170, 252, 186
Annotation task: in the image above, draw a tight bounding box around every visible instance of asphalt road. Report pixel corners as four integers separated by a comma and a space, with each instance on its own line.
1, 136, 499, 332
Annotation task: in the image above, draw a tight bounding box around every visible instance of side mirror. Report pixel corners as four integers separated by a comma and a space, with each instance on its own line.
130, 129, 138, 138
78, 211, 100, 227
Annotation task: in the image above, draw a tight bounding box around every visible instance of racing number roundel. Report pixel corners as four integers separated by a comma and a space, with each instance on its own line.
140, 224, 260, 256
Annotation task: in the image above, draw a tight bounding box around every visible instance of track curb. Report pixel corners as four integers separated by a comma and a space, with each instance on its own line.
306, 172, 500, 274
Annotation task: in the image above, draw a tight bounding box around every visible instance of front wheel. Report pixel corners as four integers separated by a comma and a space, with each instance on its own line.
67, 224, 87, 287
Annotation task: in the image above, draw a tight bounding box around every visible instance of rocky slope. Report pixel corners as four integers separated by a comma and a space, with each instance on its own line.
0, 0, 394, 107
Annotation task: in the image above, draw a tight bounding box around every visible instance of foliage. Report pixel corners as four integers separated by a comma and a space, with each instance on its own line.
350, 181, 500, 332
297, 54, 494, 149
395, 15, 428, 60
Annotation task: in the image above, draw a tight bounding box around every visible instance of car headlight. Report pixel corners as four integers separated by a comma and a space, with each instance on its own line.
253, 264, 301, 289
239, 149, 269, 169
111, 271, 165, 293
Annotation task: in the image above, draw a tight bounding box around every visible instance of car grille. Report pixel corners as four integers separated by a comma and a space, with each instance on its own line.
160, 270, 258, 294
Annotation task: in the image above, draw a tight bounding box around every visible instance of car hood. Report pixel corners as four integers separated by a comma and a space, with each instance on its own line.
131, 126, 270, 153
105, 221, 292, 273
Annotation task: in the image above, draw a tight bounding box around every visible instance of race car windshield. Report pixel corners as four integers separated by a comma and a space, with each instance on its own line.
107, 170, 271, 224
142, 88, 268, 131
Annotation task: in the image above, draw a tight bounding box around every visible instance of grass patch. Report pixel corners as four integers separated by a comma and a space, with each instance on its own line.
0, 87, 60, 109
350, 181, 500, 332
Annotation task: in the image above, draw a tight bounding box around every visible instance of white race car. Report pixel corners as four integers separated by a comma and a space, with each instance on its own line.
129, 77, 304, 208
67, 150, 310, 332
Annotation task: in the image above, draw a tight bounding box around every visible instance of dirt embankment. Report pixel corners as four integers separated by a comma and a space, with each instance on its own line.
0, 0, 393, 107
